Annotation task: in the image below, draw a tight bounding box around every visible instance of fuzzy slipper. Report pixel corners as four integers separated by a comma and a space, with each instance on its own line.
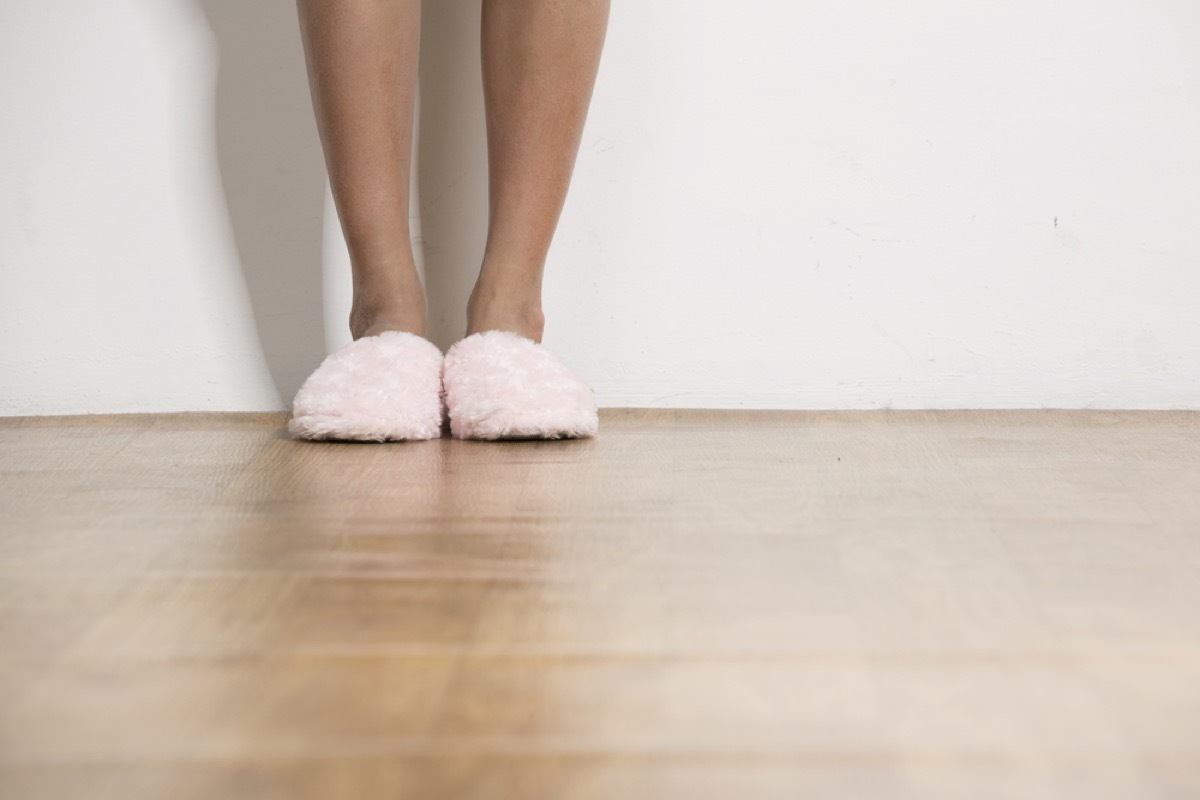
288, 331, 444, 442
442, 330, 598, 440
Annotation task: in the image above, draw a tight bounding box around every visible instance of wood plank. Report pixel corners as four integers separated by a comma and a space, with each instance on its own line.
1, 410, 1198, 799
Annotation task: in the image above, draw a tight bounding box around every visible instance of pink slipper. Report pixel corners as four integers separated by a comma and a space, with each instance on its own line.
442, 330, 598, 440
288, 331, 444, 442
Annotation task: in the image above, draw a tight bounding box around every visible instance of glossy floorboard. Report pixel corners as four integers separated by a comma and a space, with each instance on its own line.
1, 409, 1198, 799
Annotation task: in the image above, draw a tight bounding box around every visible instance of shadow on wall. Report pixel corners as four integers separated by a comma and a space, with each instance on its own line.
194, 0, 327, 405
417, 0, 490, 352
196, 0, 489, 404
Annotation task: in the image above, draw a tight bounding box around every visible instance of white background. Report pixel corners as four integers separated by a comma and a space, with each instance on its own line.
2, 0, 1198, 414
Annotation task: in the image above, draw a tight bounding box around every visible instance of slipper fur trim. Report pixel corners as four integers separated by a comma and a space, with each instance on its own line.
288, 331, 444, 442
443, 330, 598, 440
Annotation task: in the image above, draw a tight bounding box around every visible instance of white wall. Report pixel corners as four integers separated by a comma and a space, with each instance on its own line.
2, 0, 1198, 414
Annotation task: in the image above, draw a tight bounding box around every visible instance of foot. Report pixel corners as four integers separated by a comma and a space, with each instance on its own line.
350, 305, 427, 341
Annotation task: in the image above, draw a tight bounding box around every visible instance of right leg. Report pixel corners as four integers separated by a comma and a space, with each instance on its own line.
296, 0, 425, 340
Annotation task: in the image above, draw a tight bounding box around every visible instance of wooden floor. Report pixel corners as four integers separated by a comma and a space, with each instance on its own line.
1, 409, 1198, 799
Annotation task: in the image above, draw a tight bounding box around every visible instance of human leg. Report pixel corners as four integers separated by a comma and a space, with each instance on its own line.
289, 0, 443, 442
441, 0, 608, 440
296, 0, 426, 340
467, 0, 611, 342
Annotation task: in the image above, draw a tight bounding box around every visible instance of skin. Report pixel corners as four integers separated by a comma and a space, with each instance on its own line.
296, 0, 611, 344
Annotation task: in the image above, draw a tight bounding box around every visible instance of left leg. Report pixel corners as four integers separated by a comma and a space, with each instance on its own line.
467, 0, 611, 342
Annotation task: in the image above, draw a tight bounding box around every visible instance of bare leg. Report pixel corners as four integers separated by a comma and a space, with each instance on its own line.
468, 0, 611, 342
297, 0, 426, 340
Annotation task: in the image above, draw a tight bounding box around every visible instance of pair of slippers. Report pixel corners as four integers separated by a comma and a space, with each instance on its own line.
287, 330, 598, 442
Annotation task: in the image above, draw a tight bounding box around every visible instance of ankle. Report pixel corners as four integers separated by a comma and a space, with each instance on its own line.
350, 291, 427, 340
348, 261, 429, 340
467, 258, 548, 339
466, 287, 545, 342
